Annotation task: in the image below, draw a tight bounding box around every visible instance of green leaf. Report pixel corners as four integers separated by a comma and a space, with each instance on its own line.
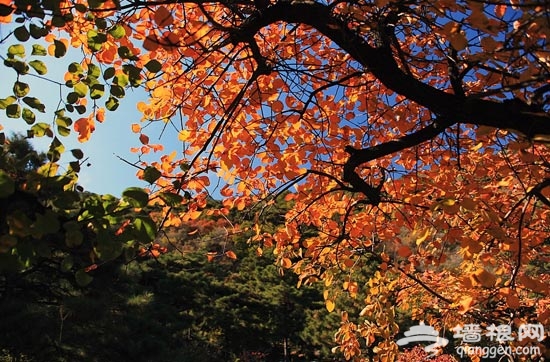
87, 62, 101, 78
29, 24, 48, 39
29, 59, 47, 75
22, 107, 35, 124
66, 92, 79, 104
160, 192, 183, 206
31, 122, 52, 137
103, 67, 115, 80
114, 74, 129, 87
75, 105, 86, 114
31, 44, 47, 56
71, 149, 84, 159
32, 210, 60, 238
58, 126, 71, 136
4, 59, 29, 74
22, 97, 45, 112
8, 44, 25, 58
95, 17, 107, 30
60, 256, 74, 272
13, 81, 30, 97
55, 111, 72, 127
51, 15, 66, 28
14, 26, 30, 42
143, 166, 161, 184
0, 4, 14, 17
87, 29, 107, 52
105, 96, 119, 111
6, 104, 21, 118
0, 170, 15, 198
117, 46, 133, 59
95, 229, 122, 260
75, 269, 93, 286
0, 96, 16, 109
53, 39, 67, 58
74, 82, 88, 97
110, 84, 125, 98
69, 160, 80, 173
144, 59, 162, 73
90, 83, 105, 99
108, 24, 126, 39
122, 187, 149, 208
47, 137, 65, 162
134, 217, 157, 242
74, 3, 87, 13
68, 62, 84, 75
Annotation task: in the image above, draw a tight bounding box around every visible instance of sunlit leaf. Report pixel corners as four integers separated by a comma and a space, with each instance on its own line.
22, 97, 45, 112
29, 59, 47, 74
13, 81, 29, 98
21, 107, 35, 124
31, 44, 47, 56
6, 103, 20, 118
7, 44, 25, 58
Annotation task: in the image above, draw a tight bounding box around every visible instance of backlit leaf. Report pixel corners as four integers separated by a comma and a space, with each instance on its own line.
8, 44, 25, 58
29, 59, 47, 74
22, 97, 45, 112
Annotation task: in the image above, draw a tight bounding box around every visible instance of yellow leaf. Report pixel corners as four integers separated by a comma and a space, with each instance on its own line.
471, 142, 483, 151
326, 299, 335, 313
415, 229, 430, 245
440, 198, 456, 206
473, 269, 496, 288
458, 295, 474, 314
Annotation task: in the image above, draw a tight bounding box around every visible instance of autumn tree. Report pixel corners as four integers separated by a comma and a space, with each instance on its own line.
0, 0, 549, 360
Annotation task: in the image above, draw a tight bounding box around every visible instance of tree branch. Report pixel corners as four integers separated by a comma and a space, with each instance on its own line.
236, 1, 550, 138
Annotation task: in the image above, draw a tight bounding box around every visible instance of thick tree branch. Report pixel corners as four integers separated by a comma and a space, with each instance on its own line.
343, 118, 454, 201
237, 1, 550, 138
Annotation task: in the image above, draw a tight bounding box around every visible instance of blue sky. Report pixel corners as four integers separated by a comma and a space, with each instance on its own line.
0, 24, 167, 196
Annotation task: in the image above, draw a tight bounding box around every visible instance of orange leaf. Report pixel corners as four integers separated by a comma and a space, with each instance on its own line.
154, 6, 173, 28
225, 250, 237, 260
74, 116, 95, 142
143, 34, 159, 51
473, 269, 496, 288
494, 4, 506, 18
397, 245, 412, 258
131, 123, 141, 133
282, 257, 292, 269
95, 108, 105, 123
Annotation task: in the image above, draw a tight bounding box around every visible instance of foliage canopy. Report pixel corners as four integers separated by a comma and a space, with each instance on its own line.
0, 0, 549, 360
